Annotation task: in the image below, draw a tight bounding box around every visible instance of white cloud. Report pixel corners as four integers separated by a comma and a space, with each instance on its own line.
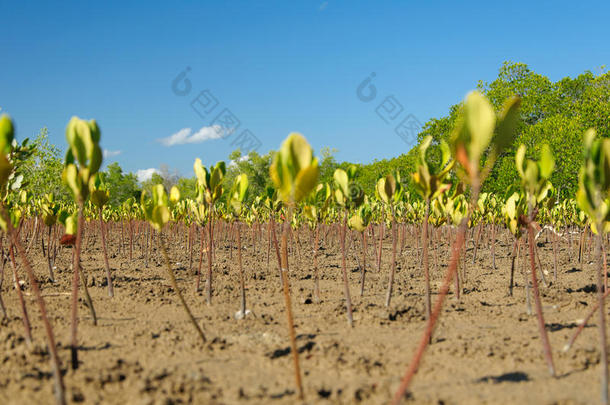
136, 168, 159, 182
103, 149, 122, 158
229, 155, 250, 167
157, 125, 225, 146
319, 1, 328, 11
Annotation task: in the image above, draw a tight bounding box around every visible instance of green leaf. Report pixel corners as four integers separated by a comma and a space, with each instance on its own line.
600, 139, 610, 191
288, 133, 312, 173
0, 154, 12, 187
66, 117, 88, 167
539, 144, 554, 179
419, 135, 432, 165
62, 163, 81, 198
65, 212, 78, 235
439, 140, 452, 171
494, 96, 522, 154
295, 162, 319, 202
0, 114, 14, 155
88, 144, 103, 175
210, 166, 222, 191
524, 161, 539, 189
348, 214, 365, 231
91, 189, 109, 208
88, 120, 101, 143
384, 174, 396, 201
515, 144, 526, 177
376, 177, 388, 203
237, 174, 249, 202
152, 206, 170, 230
333, 169, 349, 196
464, 91, 495, 161
193, 158, 209, 188
170, 186, 181, 204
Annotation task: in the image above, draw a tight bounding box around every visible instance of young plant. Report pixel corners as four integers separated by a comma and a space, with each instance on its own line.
141, 184, 206, 343
263, 187, 284, 285
303, 182, 332, 302
189, 198, 208, 291
269, 132, 319, 400
412, 135, 453, 322
193, 158, 225, 304
347, 201, 372, 296
376, 172, 402, 307
62, 116, 103, 369
333, 166, 364, 326
575, 129, 610, 404
392, 92, 521, 403
503, 190, 527, 298
228, 174, 251, 319
40, 193, 60, 282
90, 173, 114, 297
515, 143, 556, 376
483, 193, 501, 270
443, 187, 468, 297
0, 114, 66, 404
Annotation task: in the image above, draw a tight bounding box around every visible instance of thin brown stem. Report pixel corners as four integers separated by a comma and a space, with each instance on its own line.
99, 208, 114, 297
5, 210, 66, 405
527, 210, 555, 377
385, 218, 398, 307
9, 244, 32, 345
340, 212, 353, 326
422, 200, 431, 323
159, 236, 206, 343
279, 209, 304, 400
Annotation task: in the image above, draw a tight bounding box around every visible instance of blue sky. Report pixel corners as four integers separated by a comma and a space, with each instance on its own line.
2, 1, 609, 180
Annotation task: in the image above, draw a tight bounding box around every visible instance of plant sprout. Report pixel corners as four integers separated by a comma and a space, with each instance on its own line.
269, 132, 319, 400
392, 92, 521, 403
228, 173, 251, 319
90, 173, 114, 296
515, 142, 556, 376
376, 172, 402, 307
333, 165, 363, 326
0, 114, 66, 405
575, 129, 610, 404
412, 135, 453, 322
62, 116, 103, 369
141, 184, 207, 343
194, 158, 225, 304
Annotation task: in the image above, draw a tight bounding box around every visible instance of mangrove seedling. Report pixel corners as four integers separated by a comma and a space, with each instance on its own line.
575, 129, 610, 404
412, 135, 453, 322
333, 165, 364, 326
62, 116, 103, 369
228, 173, 251, 319
141, 184, 207, 343
194, 158, 225, 304
270, 132, 319, 400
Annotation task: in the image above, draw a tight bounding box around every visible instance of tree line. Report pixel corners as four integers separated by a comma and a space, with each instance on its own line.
24, 62, 609, 207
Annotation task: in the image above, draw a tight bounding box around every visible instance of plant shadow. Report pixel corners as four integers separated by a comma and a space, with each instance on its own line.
476, 371, 529, 384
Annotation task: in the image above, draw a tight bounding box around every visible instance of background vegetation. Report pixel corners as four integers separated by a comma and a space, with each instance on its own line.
26, 62, 609, 206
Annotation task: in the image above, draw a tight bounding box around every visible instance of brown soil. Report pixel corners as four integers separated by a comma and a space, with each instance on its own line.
0, 225, 607, 404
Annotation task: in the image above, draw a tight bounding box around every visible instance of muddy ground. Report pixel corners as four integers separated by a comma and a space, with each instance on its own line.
0, 224, 607, 404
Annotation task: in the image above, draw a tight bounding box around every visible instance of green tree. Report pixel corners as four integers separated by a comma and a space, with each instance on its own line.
175, 176, 198, 200
318, 146, 339, 184
224, 149, 274, 204
20, 127, 69, 201
140, 172, 164, 196
416, 61, 610, 197
102, 162, 140, 207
